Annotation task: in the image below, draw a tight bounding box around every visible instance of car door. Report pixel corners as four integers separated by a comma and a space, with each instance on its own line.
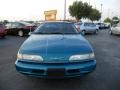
5, 23, 13, 34
85, 23, 93, 32
115, 23, 120, 32
90, 23, 96, 32
111, 23, 120, 34
11, 22, 19, 34
84, 23, 90, 31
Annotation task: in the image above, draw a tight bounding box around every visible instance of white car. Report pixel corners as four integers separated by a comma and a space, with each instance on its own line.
110, 22, 120, 35
75, 22, 99, 35
95, 23, 106, 29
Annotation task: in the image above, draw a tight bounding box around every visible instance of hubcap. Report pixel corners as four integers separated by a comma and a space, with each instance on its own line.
82, 31, 85, 35
109, 31, 112, 34
96, 30, 98, 34
18, 31, 23, 36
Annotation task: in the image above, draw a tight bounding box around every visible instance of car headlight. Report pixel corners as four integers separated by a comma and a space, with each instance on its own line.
17, 53, 43, 62
69, 53, 95, 61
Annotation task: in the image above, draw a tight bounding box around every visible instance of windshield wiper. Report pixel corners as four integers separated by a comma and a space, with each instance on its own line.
32, 32, 63, 34
32, 32, 76, 34
32, 32, 44, 34
51, 32, 63, 34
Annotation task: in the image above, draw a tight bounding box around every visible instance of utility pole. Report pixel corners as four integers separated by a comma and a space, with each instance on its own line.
94, 0, 96, 9
89, 0, 91, 5
108, 8, 110, 17
100, 4, 103, 23
64, 0, 66, 20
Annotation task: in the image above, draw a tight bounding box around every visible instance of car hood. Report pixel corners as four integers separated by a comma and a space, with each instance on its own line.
19, 34, 93, 62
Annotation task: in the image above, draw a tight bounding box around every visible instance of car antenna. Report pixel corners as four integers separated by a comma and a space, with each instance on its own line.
61, 26, 65, 40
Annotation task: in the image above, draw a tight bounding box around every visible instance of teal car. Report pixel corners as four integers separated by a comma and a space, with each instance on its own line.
15, 22, 96, 78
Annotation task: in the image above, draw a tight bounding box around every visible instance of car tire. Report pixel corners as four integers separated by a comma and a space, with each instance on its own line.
109, 30, 112, 35
94, 30, 98, 35
1, 36, 5, 38
18, 30, 24, 37
81, 30, 86, 35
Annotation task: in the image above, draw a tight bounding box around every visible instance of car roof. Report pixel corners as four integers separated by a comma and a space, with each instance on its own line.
43, 21, 73, 24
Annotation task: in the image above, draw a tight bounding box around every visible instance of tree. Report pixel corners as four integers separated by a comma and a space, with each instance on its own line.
82, 2, 92, 19
104, 17, 111, 23
3, 20, 9, 25
112, 16, 119, 21
89, 8, 101, 22
69, 1, 98, 21
69, 1, 84, 21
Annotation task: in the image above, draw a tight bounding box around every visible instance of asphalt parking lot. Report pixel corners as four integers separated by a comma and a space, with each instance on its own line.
0, 30, 120, 90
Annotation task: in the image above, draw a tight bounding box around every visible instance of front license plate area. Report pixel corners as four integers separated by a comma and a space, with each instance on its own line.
47, 68, 65, 77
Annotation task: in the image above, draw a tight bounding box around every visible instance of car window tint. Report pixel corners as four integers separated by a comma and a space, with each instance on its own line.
84, 23, 90, 26
34, 22, 78, 34
12, 23, 19, 28
84, 23, 87, 26
20, 22, 32, 26
91, 23, 95, 27
6, 23, 12, 28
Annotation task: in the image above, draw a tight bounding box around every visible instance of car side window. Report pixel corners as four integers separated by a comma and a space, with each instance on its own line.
84, 23, 89, 26
87, 23, 91, 27
6, 23, 12, 28
11, 23, 21, 28
91, 23, 95, 27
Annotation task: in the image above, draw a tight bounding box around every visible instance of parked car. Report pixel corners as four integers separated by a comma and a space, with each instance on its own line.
109, 22, 120, 35
33, 21, 44, 27
5, 21, 37, 37
104, 23, 111, 29
15, 21, 96, 78
95, 23, 107, 29
75, 22, 98, 35
0, 23, 6, 38
74, 22, 81, 31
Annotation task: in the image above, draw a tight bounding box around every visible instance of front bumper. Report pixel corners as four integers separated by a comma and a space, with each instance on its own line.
0, 32, 6, 36
112, 30, 120, 35
15, 60, 96, 78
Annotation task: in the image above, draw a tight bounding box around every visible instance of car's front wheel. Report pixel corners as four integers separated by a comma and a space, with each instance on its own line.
94, 30, 98, 34
1, 35, 5, 38
18, 30, 24, 37
81, 30, 86, 35
109, 30, 112, 35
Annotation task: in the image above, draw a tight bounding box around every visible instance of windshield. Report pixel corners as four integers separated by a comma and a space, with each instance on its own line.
33, 22, 78, 34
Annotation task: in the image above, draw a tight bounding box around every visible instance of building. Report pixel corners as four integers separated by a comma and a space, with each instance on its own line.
44, 10, 57, 21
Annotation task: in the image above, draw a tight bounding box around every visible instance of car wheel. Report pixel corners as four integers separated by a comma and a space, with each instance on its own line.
18, 30, 24, 37
81, 30, 86, 35
109, 30, 112, 35
94, 30, 98, 34
1, 36, 5, 38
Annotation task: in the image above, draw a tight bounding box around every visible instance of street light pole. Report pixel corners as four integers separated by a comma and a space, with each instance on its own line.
100, 4, 103, 23
94, 0, 96, 9
108, 8, 110, 17
89, 0, 91, 5
64, 0, 66, 20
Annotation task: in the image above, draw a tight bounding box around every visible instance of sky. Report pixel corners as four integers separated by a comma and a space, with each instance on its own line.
0, 0, 119, 21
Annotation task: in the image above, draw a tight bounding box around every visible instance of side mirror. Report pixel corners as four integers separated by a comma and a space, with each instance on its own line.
28, 32, 32, 36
